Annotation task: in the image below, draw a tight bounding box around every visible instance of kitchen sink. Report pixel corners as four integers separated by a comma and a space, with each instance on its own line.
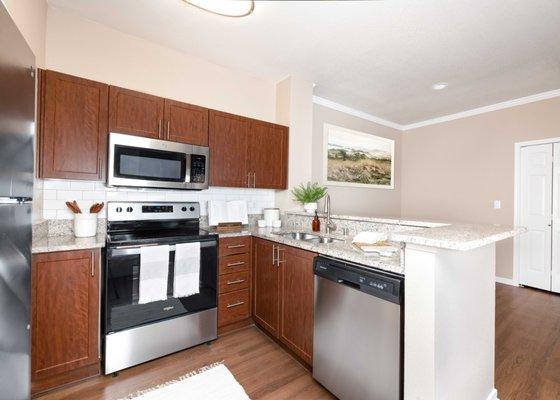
279, 232, 344, 244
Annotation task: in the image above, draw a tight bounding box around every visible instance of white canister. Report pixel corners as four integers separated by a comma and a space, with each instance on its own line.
74, 213, 98, 238
263, 208, 280, 227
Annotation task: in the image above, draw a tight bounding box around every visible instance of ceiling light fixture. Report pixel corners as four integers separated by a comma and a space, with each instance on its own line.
182, 0, 255, 18
431, 82, 448, 90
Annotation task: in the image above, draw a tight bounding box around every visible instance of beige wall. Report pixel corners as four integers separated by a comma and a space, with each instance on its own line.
312, 104, 402, 217
2, 0, 47, 66
401, 97, 560, 279
45, 7, 276, 122
276, 77, 315, 211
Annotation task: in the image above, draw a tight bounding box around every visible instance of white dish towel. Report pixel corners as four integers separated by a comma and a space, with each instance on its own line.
173, 242, 201, 298
139, 245, 170, 304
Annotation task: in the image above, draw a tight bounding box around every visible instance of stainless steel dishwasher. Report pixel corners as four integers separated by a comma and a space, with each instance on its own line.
313, 256, 404, 400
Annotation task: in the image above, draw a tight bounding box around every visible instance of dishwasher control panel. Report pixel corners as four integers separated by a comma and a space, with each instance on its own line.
314, 256, 403, 304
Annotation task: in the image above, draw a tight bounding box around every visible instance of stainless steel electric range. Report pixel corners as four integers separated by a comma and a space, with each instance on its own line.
103, 202, 218, 374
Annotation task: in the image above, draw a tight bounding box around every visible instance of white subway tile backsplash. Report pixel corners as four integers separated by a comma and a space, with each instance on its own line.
56, 190, 83, 200
43, 180, 71, 190
70, 181, 95, 191
37, 179, 275, 220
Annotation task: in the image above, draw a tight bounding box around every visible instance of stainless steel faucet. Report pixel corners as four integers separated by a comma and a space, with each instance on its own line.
323, 194, 337, 234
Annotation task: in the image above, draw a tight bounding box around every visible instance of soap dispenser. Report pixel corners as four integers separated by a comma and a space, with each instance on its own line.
312, 211, 320, 232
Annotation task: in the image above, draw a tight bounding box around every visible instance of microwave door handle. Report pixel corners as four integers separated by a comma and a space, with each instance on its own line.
185, 153, 191, 184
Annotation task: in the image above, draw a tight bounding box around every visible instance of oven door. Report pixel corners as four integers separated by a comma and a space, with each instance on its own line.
104, 238, 217, 334
107, 132, 209, 190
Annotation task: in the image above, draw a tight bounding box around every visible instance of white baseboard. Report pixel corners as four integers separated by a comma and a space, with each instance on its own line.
486, 388, 498, 400
495, 276, 518, 287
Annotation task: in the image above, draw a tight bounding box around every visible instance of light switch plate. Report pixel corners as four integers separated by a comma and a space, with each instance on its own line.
493, 200, 501, 209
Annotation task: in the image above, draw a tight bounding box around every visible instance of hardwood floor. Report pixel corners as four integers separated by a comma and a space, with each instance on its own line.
496, 283, 560, 400
36, 326, 334, 400
39, 283, 560, 400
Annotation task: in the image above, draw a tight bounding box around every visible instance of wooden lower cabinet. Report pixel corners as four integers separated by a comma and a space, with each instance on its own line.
31, 249, 101, 395
252, 238, 316, 365
218, 237, 252, 331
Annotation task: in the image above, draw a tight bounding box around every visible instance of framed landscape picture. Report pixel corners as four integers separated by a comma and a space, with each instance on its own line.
323, 123, 395, 189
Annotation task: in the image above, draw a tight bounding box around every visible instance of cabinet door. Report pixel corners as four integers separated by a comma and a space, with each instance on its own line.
279, 246, 315, 365
108, 86, 164, 139
248, 120, 288, 189
164, 99, 209, 145
32, 250, 100, 390
252, 238, 280, 337
209, 110, 249, 187
39, 70, 108, 180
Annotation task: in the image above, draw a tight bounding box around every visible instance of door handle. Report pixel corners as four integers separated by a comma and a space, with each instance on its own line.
226, 279, 245, 285
227, 244, 246, 249
167, 120, 170, 138
252, 172, 256, 188
226, 261, 245, 267
158, 119, 162, 137
272, 245, 277, 265
226, 301, 245, 308
91, 251, 95, 277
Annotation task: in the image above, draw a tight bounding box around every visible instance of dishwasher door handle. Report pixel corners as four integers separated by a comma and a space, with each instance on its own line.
336, 278, 361, 290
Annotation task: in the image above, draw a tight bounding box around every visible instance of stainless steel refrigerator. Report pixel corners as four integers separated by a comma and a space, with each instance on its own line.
0, 2, 36, 399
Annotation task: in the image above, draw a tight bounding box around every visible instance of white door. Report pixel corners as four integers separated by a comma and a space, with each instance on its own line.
552, 143, 560, 292
519, 144, 552, 290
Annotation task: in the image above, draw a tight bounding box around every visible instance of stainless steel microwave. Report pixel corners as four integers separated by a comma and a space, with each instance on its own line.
107, 132, 209, 190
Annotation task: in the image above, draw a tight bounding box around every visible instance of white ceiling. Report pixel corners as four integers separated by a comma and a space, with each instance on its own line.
47, 0, 560, 125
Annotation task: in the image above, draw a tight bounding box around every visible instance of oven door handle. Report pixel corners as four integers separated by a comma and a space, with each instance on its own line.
109, 241, 216, 256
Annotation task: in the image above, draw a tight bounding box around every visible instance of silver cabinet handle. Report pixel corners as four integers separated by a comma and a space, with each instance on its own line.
247, 172, 251, 188
158, 119, 162, 136
98, 158, 103, 178
252, 172, 256, 188
226, 301, 245, 308
272, 244, 277, 265
226, 261, 245, 267
226, 279, 245, 285
277, 247, 285, 266
167, 120, 170, 138
90, 251, 95, 277
227, 244, 246, 249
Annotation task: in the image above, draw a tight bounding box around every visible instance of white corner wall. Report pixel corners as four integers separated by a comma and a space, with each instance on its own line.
45, 6, 276, 122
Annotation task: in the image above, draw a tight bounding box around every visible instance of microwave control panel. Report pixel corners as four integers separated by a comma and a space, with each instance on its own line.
190, 155, 206, 183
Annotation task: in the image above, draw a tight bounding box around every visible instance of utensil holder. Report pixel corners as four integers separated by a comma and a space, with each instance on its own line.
74, 213, 98, 238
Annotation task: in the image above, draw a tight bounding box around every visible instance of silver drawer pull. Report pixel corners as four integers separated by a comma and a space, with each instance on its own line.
227, 261, 245, 267
226, 279, 245, 285
226, 301, 245, 308
227, 244, 246, 249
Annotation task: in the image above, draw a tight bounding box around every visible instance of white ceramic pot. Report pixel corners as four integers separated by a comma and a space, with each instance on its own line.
304, 202, 318, 214
74, 213, 98, 238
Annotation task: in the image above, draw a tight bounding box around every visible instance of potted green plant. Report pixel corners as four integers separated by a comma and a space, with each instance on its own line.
291, 182, 328, 214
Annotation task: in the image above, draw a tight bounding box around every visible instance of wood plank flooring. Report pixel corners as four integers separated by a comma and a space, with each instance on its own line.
39, 283, 560, 400
36, 325, 335, 400
496, 283, 560, 400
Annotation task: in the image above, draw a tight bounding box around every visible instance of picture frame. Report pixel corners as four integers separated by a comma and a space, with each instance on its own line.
322, 123, 395, 189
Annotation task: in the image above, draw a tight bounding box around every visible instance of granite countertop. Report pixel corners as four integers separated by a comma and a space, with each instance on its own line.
390, 223, 526, 251
210, 226, 404, 275
32, 234, 106, 254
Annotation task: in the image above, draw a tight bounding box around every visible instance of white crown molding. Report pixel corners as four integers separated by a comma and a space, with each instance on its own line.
402, 88, 560, 131
312, 96, 404, 131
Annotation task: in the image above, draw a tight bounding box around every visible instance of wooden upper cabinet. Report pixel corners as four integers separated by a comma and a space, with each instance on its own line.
32, 249, 100, 393
108, 86, 164, 139
248, 120, 288, 189
38, 70, 108, 180
163, 99, 209, 145
279, 246, 315, 365
209, 110, 250, 187
252, 238, 280, 337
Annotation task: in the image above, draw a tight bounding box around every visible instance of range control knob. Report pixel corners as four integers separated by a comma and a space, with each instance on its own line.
189, 206, 195, 212
126, 207, 133, 213
115, 207, 122, 213
181, 207, 187, 212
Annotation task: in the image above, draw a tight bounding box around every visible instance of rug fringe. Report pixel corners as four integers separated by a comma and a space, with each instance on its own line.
118, 361, 225, 400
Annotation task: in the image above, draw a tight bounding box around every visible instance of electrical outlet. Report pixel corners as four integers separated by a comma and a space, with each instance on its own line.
493, 200, 501, 209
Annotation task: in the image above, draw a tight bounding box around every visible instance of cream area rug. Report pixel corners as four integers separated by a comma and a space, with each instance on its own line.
120, 362, 250, 400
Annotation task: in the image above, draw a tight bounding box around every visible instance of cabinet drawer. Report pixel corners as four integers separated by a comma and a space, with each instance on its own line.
219, 271, 249, 294
219, 253, 250, 275
218, 289, 250, 327
219, 236, 251, 257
